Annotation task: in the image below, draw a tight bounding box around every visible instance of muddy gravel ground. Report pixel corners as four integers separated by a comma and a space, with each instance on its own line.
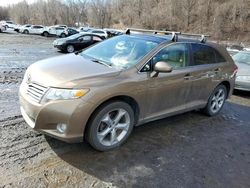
0, 32, 250, 188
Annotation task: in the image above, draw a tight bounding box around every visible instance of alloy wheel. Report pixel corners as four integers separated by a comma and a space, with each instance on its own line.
97, 108, 130, 147
210, 88, 225, 114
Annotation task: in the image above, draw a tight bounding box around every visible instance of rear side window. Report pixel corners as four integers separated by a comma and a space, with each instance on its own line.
92, 31, 104, 34
215, 50, 227, 63
191, 44, 216, 65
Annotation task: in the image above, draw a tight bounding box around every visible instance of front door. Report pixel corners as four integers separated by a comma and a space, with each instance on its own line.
144, 43, 193, 120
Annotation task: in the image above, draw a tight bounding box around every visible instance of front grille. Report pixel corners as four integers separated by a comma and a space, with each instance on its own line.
26, 83, 48, 103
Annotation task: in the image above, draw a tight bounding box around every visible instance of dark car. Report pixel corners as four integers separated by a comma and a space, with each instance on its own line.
233, 51, 250, 91
61, 27, 79, 38
53, 33, 104, 53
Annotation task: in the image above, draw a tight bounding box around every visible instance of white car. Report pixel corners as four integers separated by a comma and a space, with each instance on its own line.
78, 27, 94, 32
0, 20, 18, 29
89, 29, 108, 38
0, 24, 6, 32
19, 24, 32, 33
42, 26, 66, 37
22, 25, 45, 35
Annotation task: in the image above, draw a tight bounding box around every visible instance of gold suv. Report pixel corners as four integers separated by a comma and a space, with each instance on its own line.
19, 28, 237, 151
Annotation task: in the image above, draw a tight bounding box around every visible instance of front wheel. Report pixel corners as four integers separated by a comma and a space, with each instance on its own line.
86, 101, 135, 151
43, 32, 49, 37
66, 45, 75, 53
23, 30, 29, 34
203, 85, 227, 116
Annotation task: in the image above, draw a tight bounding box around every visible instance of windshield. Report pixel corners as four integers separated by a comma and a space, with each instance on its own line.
67, 33, 82, 40
233, 52, 250, 65
81, 35, 159, 70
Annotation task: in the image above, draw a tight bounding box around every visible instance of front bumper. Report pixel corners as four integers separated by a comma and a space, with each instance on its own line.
235, 80, 250, 91
53, 45, 66, 51
19, 90, 94, 143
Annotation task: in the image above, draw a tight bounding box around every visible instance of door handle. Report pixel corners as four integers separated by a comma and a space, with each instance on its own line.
214, 68, 221, 73
184, 73, 193, 80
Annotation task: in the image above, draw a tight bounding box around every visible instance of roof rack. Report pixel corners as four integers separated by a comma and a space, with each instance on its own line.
125, 28, 210, 43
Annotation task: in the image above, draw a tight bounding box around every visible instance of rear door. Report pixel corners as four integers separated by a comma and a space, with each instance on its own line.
185, 43, 226, 106
144, 43, 193, 119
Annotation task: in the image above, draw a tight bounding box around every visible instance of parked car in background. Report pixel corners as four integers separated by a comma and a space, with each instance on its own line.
53, 33, 104, 53
19, 24, 32, 33
89, 29, 108, 38
232, 51, 250, 91
20, 28, 237, 151
60, 27, 79, 38
14, 24, 22, 32
55, 25, 67, 28
78, 27, 94, 32
0, 24, 6, 33
22, 25, 44, 35
0, 20, 18, 29
42, 26, 65, 37
104, 29, 124, 38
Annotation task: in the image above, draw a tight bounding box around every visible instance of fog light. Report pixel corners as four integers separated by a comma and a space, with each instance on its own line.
57, 123, 67, 134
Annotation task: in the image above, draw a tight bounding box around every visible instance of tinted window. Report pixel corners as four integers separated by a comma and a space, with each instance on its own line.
152, 43, 189, 69
215, 50, 227, 63
79, 35, 91, 41
191, 44, 216, 65
92, 30, 104, 34
35, 26, 43, 29
56, 27, 64, 30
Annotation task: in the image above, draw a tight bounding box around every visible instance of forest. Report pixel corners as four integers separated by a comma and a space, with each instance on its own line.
0, 0, 250, 41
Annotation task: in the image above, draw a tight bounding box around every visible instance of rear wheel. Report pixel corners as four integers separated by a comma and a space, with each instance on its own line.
86, 101, 135, 151
203, 85, 227, 116
66, 45, 75, 53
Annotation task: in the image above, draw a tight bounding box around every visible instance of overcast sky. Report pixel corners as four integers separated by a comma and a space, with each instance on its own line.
0, 0, 38, 7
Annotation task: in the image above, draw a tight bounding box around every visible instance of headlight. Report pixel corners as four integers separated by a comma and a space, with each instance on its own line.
236, 75, 250, 81
42, 88, 89, 102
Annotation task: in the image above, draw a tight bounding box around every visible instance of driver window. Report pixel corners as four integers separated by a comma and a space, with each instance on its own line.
79, 36, 91, 41
152, 43, 189, 69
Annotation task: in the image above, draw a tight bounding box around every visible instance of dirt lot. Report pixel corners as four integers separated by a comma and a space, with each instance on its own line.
0, 32, 250, 188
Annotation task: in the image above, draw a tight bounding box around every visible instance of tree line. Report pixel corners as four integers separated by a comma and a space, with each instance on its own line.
0, 0, 249, 41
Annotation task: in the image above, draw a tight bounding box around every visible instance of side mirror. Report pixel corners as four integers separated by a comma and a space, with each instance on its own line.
154, 61, 173, 73
79, 38, 83, 42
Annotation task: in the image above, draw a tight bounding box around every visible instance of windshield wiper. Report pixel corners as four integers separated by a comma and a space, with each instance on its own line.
91, 59, 112, 68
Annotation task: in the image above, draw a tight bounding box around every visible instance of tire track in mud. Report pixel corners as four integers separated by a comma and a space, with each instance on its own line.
0, 118, 114, 188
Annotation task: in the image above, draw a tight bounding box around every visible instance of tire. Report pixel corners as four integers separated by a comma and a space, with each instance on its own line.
23, 30, 29, 34
43, 32, 49, 37
86, 101, 135, 151
66, 45, 75, 53
203, 84, 227, 116
61, 33, 66, 38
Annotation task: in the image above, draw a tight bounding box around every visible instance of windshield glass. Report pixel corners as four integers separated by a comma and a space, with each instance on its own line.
67, 33, 82, 40
233, 52, 250, 65
81, 35, 159, 70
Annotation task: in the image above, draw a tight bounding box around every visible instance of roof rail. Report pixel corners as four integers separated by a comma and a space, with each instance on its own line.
125, 28, 210, 43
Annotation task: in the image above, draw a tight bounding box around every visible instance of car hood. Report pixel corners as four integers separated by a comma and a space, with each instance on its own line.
235, 62, 250, 76
27, 54, 120, 88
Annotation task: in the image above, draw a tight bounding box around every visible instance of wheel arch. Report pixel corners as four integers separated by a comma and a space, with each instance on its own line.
84, 95, 140, 137
218, 80, 231, 99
